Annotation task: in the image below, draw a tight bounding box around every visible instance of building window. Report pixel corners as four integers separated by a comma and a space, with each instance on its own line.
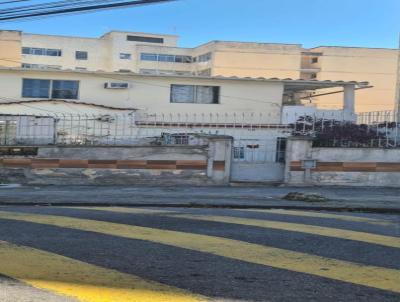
140, 53, 193, 64
22, 63, 61, 70
22, 79, 79, 99
22, 47, 62, 57
51, 80, 79, 99
311, 57, 318, 63
119, 53, 131, 60
127, 35, 164, 44
170, 85, 219, 104
139, 69, 192, 76
233, 147, 245, 159
22, 79, 51, 98
198, 52, 212, 62
275, 138, 287, 163
75, 67, 87, 71
310, 73, 317, 79
75, 51, 88, 60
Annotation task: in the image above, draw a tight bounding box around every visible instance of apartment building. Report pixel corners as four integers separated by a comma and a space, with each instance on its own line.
0, 29, 397, 112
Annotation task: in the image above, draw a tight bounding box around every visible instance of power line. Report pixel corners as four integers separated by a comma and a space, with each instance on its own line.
0, 0, 176, 21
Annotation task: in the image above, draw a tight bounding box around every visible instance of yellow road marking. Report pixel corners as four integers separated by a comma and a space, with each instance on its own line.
165, 214, 400, 249
67, 206, 175, 215
0, 211, 399, 293
0, 241, 206, 302
243, 209, 395, 226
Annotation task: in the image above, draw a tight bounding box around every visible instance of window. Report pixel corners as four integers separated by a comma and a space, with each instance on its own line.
140, 53, 193, 64
22, 47, 62, 57
139, 69, 192, 76
311, 57, 318, 63
22, 63, 61, 70
22, 79, 50, 98
141, 53, 158, 61
233, 147, 245, 159
275, 138, 287, 163
51, 80, 79, 99
198, 52, 212, 62
170, 85, 219, 104
127, 35, 164, 44
119, 53, 131, 60
158, 54, 175, 62
75, 67, 87, 71
22, 79, 79, 99
75, 51, 88, 60
310, 73, 317, 79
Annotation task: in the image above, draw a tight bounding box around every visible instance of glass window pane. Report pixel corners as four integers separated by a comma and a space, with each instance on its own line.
195, 86, 219, 104
22, 47, 30, 55
46, 49, 61, 56
22, 79, 50, 98
75, 51, 88, 60
119, 53, 131, 60
32, 48, 44, 55
140, 53, 158, 61
51, 80, 79, 99
170, 85, 194, 103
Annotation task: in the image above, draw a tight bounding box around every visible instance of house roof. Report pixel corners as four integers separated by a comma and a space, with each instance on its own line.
0, 67, 371, 92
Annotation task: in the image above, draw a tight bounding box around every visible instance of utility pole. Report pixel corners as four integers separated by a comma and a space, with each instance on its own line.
395, 34, 400, 122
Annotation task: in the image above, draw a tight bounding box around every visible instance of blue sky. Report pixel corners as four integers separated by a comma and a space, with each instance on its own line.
1, 0, 399, 48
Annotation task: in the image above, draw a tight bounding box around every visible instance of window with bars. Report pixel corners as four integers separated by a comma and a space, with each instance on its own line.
170, 84, 220, 104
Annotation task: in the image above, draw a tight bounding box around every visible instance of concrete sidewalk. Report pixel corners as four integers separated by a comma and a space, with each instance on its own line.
0, 185, 400, 213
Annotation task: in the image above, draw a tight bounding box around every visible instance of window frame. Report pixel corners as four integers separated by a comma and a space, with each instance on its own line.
170, 84, 220, 104
75, 51, 88, 60
22, 78, 51, 98
22, 78, 79, 100
119, 53, 132, 60
22, 47, 62, 57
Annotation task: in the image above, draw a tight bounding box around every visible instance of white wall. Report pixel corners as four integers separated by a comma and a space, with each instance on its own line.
0, 69, 284, 123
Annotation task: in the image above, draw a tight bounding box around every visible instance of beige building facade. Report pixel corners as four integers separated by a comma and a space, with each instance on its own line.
0, 29, 396, 113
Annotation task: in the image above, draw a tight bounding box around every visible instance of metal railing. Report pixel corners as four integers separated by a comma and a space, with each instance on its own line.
1, 110, 399, 150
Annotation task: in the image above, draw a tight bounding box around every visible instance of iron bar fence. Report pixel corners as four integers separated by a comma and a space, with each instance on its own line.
0, 110, 399, 150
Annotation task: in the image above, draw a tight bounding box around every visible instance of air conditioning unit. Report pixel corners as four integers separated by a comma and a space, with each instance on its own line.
104, 82, 129, 89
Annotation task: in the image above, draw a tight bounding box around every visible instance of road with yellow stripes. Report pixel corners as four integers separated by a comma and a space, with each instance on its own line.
0, 206, 399, 301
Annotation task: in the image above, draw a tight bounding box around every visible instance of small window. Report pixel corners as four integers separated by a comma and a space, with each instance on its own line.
233, 147, 245, 159
22, 79, 50, 98
170, 85, 219, 104
51, 80, 79, 99
119, 53, 131, 60
127, 35, 164, 44
75, 51, 88, 60
310, 73, 317, 79
311, 57, 318, 63
22, 47, 30, 55
276, 138, 287, 163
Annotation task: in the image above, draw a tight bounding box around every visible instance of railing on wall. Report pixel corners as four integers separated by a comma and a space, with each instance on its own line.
1, 110, 399, 150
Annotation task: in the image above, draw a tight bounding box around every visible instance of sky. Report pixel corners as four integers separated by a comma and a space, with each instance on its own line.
0, 0, 399, 49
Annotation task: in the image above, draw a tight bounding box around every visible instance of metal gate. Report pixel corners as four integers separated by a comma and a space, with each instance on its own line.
231, 137, 286, 182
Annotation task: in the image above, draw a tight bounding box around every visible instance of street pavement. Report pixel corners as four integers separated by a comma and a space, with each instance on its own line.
1, 185, 400, 211
0, 206, 399, 301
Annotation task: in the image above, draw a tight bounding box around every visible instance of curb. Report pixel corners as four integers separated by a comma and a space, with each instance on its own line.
1, 202, 400, 214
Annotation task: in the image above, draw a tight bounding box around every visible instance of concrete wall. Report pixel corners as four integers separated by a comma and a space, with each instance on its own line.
308, 47, 398, 112
0, 136, 232, 186
0, 31, 21, 68
286, 136, 400, 187
0, 69, 284, 123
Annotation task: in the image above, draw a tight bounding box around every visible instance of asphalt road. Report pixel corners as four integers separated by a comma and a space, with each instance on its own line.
0, 206, 399, 302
